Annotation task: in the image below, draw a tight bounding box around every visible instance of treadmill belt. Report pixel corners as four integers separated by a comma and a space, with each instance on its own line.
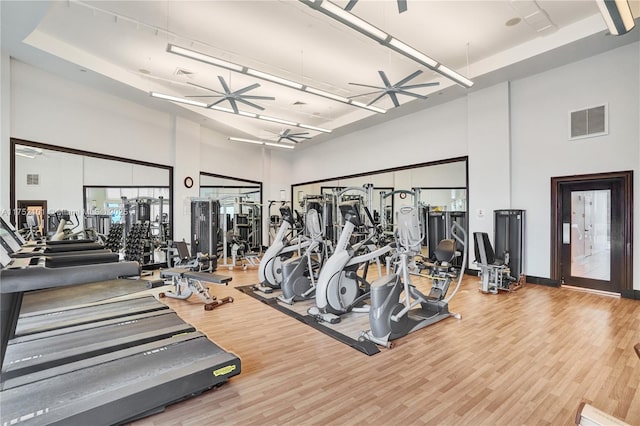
20, 279, 157, 315
0, 333, 241, 426
16, 295, 167, 337
3, 311, 194, 381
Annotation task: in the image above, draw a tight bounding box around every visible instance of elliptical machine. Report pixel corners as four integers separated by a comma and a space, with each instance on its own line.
256, 206, 309, 293
308, 201, 392, 324
278, 208, 331, 305
360, 205, 467, 348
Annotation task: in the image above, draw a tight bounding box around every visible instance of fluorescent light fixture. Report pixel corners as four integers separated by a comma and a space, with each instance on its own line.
265, 142, 295, 149
150, 92, 207, 107
350, 100, 386, 113
16, 152, 37, 159
258, 115, 298, 126
305, 87, 350, 103
167, 44, 244, 72
151, 91, 331, 133
209, 105, 236, 113
388, 38, 438, 68
229, 137, 296, 149
298, 123, 332, 132
167, 44, 382, 113
319, 0, 388, 41
596, 0, 635, 35
246, 69, 303, 89
300, 0, 474, 88
229, 137, 263, 145
435, 65, 474, 88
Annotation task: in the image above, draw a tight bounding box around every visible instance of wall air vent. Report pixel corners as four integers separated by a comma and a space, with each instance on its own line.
569, 104, 608, 140
26, 174, 39, 185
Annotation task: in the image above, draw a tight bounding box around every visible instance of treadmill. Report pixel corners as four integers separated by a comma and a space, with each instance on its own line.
0, 216, 110, 257
0, 245, 241, 425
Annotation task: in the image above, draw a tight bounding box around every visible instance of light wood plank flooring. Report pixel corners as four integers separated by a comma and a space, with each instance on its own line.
131, 268, 640, 425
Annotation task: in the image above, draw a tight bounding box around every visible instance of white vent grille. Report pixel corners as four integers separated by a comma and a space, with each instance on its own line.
26, 174, 39, 185
569, 104, 608, 140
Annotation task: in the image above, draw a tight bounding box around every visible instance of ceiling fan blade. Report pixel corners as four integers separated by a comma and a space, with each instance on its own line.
400, 82, 440, 90
389, 92, 401, 108
348, 90, 384, 99
235, 98, 266, 111
187, 81, 224, 95
395, 70, 423, 87
281, 129, 291, 137
289, 132, 310, 137
367, 92, 388, 106
206, 98, 228, 108
234, 83, 261, 95
396, 90, 429, 100
348, 82, 385, 90
217, 76, 232, 94
378, 71, 392, 88
228, 98, 240, 114
345, 0, 358, 11
397, 0, 407, 13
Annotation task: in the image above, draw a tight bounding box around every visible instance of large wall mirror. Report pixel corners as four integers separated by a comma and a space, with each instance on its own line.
199, 172, 263, 255
10, 138, 173, 265
291, 156, 468, 266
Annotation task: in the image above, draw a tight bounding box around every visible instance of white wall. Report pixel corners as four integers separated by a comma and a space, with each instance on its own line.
467, 82, 512, 269
15, 151, 83, 229
510, 42, 639, 282
1, 53, 10, 215
10, 61, 174, 166
290, 98, 469, 184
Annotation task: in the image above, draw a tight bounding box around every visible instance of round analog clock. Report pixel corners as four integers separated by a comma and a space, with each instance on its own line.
184, 176, 194, 188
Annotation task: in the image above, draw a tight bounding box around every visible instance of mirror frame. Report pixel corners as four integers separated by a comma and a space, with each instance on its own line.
10, 138, 174, 239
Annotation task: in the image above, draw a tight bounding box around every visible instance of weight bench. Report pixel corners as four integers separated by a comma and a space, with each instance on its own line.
473, 232, 522, 294
159, 267, 233, 311
170, 240, 217, 272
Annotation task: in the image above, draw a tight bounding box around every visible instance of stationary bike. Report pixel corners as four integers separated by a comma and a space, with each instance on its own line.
278, 208, 331, 305
360, 205, 467, 348
308, 201, 392, 324
256, 206, 310, 293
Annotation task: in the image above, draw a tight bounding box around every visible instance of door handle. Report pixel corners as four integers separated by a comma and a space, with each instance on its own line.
563, 223, 570, 244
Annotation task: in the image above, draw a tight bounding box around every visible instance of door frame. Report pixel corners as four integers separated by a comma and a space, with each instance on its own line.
550, 171, 633, 296
16, 200, 48, 236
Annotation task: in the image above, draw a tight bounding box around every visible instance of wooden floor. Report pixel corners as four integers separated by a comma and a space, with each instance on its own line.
130, 268, 640, 426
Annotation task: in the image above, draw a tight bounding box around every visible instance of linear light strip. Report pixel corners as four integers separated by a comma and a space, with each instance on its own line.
229, 137, 296, 149
166, 44, 385, 113
150, 92, 331, 133
301, 0, 474, 88
595, 0, 635, 35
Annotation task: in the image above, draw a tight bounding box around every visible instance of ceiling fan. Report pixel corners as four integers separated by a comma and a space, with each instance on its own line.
274, 129, 311, 144
345, 0, 407, 13
348, 70, 439, 108
186, 76, 275, 114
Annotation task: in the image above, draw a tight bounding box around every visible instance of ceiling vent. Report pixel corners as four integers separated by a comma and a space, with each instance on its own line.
26, 174, 39, 185
569, 104, 608, 140
174, 68, 194, 78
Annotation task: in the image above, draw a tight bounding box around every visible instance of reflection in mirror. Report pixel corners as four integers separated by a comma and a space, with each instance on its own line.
199, 172, 263, 267
291, 157, 468, 267
11, 139, 174, 268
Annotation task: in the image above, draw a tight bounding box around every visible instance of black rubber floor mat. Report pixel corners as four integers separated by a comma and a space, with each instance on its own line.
236, 285, 380, 356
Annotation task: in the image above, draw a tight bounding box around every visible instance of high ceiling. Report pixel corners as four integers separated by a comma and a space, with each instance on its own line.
2, 1, 639, 149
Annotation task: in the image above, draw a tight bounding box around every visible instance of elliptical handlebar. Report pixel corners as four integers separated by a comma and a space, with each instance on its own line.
444, 221, 467, 303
